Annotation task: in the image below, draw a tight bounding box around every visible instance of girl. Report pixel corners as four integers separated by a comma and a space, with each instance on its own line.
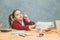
9, 9, 35, 30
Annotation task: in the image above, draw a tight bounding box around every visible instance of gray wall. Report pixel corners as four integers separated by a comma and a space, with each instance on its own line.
0, 0, 60, 28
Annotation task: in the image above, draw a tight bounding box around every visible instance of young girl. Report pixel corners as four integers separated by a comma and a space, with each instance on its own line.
9, 9, 35, 30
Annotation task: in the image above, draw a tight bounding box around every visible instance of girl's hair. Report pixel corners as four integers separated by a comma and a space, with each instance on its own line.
9, 9, 21, 26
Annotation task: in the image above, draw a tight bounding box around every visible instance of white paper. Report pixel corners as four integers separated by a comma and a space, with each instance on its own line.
11, 30, 26, 35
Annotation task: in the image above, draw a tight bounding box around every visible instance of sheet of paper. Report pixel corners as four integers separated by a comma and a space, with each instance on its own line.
11, 30, 32, 36
11, 30, 26, 35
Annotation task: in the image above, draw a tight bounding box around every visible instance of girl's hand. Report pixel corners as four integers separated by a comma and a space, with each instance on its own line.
29, 25, 36, 29
23, 14, 30, 22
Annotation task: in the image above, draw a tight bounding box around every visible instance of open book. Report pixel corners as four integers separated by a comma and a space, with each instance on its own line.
35, 22, 54, 30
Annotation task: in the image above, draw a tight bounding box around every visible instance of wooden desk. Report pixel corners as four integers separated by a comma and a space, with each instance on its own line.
0, 29, 60, 40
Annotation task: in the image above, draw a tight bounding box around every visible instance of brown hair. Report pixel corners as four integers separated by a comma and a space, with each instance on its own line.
12, 9, 21, 18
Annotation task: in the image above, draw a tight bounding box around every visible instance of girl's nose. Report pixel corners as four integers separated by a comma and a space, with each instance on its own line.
20, 15, 23, 17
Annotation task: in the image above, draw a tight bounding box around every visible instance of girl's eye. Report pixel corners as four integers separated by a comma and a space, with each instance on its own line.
16, 14, 19, 16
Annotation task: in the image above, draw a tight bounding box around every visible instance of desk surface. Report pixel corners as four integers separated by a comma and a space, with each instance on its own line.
0, 29, 60, 40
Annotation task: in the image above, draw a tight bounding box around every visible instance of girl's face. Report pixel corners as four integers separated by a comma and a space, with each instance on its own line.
14, 10, 23, 21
